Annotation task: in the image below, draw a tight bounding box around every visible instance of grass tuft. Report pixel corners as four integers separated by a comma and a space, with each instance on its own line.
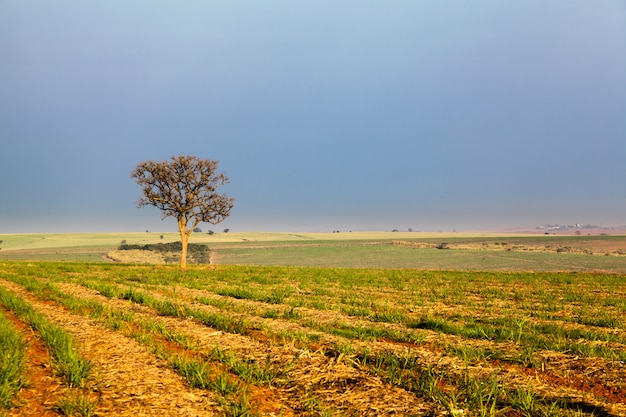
56, 393, 97, 417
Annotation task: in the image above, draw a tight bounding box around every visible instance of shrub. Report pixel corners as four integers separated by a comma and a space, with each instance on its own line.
117, 242, 211, 264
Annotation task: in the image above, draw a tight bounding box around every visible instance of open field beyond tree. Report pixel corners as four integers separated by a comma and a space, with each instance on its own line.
1, 232, 626, 273
0, 233, 625, 416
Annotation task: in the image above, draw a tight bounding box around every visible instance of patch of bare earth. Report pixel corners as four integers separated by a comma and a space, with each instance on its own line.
0, 279, 220, 417
393, 239, 626, 256
106, 250, 165, 264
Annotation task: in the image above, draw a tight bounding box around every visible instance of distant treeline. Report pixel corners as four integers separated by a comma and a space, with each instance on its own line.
118, 242, 210, 264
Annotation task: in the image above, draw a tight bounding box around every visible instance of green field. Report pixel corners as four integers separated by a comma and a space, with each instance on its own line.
1, 231, 625, 273
0, 261, 625, 415
1, 232, 625, 415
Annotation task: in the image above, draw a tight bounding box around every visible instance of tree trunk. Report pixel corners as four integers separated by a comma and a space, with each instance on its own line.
178, 218, 189, 270
180, 233, 188, 270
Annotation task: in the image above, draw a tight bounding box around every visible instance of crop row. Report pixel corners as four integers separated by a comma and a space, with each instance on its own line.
1, 261, 625, 416
0, 284, 95, 416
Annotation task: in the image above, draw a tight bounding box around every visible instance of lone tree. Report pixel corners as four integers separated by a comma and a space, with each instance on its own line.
132, 155, 234, 269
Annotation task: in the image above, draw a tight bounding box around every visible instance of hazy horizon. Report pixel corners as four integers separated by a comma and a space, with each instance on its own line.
2, 1, 625, 234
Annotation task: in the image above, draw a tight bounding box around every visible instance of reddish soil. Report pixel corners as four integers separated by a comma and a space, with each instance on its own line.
0, 306, 65, 417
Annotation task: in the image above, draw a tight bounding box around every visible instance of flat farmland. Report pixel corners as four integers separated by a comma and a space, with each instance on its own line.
0, 233, 625, 416
1, 232, 626, 273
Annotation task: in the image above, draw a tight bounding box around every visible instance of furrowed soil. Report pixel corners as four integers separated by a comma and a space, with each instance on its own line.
0, 306, 66, 417
1, 262, 625, 416
0, 278, 219, 416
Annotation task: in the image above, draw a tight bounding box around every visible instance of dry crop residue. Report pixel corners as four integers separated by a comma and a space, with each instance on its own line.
53, 279, 626, 416
51, 281, 432, 416
0, 279, 220, 417
392, 239, 626, 256
2, 262, 626, 416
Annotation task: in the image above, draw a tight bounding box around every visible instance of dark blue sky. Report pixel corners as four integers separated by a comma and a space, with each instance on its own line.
1, 1, 625, 233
